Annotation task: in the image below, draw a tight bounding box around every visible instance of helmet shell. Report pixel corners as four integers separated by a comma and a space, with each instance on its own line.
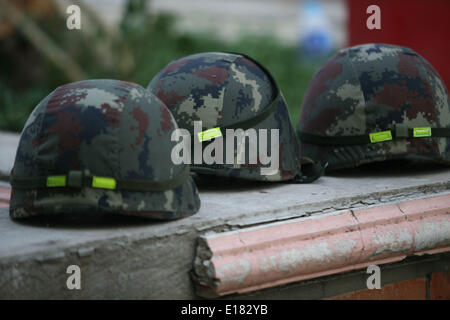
10, 79, 200, 219
148, 52, 302, 181
297, 43, 450, 170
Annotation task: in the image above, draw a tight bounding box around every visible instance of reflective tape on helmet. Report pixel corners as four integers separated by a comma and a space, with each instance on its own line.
299, 126, 450, 146
11, 166, 190, 192
198, 127, 222, 142
369, 130, 393, 143
46, 175, 67, 187
92, 176, 117, 190
413, 127, 432, 137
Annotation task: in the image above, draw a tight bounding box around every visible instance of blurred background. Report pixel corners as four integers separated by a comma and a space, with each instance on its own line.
0, 0, 448, 133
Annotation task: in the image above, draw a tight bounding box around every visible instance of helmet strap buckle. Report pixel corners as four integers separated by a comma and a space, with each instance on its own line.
394, 124, 409, 138
67, 170, 83, 189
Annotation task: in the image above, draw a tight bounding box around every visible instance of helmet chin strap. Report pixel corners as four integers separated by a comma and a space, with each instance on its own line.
9, 166, 190, 192
291, 159, 327, 184
298, 125, 450, 146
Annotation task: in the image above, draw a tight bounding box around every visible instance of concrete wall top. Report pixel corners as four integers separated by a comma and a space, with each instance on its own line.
0, 130, 449, 299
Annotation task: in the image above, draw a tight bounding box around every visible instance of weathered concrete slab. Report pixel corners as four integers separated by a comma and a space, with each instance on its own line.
1, 172, 449, 299
1, 170, 449, 259
0, 131, 449, 299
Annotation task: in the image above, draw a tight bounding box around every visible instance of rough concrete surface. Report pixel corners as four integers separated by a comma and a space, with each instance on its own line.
0, 131, 449, 299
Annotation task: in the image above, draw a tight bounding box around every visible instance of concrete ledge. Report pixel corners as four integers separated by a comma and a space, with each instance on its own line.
193, 194, 450, 297
0, 131, 449, 299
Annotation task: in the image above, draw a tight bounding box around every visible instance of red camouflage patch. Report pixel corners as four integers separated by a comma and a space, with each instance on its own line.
408, 137, 440, 154
162, 58, 189, 74
118, 81, 140, 88
46, 84, 90, 113
156, 87, 186, 108
299, 52, 345, 127
372, 83, 435, 121
100, 103, 121, 128
34, 110, 84, 162
397, 54, 420, 78
193, 65, 228, 86
130, 107, 149, 148
237, 56, 258, 68
160, 104, 173, 132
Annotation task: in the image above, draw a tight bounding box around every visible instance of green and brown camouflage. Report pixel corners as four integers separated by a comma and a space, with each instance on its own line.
297, 43, 450, 170
148, 52, 311, 182
10, 79, 200, 219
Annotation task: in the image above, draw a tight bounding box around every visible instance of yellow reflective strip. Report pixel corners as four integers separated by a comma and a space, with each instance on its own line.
413, 127, 432, 137
46, 175, 66, 187
197, 127, 222, 142
369, 130, 392, 143
92, 176, 116, 190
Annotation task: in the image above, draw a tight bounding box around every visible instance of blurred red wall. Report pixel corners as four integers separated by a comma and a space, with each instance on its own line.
347, 0, 450, 90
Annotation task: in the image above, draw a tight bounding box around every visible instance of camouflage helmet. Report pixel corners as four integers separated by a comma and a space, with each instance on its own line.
9, 79, 200, 220
148, 52, 323, 182
297, 43, 450, 170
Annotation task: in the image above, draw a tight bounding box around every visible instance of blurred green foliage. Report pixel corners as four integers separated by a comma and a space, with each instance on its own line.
0, 7, 320, 132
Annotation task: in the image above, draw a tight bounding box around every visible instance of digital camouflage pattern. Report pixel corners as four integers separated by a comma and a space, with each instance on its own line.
297, 43, 450, 170
148, 52, 304, 181
10, 79, 200, 219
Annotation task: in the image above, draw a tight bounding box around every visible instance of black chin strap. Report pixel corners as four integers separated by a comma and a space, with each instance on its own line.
292, 158, 327, 184
298, 125, 450, 146
10, 166, 190, 192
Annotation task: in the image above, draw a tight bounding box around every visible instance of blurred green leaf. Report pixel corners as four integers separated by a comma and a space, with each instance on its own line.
0, 10, 319, 132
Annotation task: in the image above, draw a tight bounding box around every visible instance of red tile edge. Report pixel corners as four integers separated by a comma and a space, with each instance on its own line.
194, 193, 450, 297
329, 278, 427, 300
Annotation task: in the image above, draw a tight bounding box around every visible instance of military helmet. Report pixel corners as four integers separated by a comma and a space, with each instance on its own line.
148, 52, 322, 182
10, 79, 200, 220
297, 43, 450, 170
